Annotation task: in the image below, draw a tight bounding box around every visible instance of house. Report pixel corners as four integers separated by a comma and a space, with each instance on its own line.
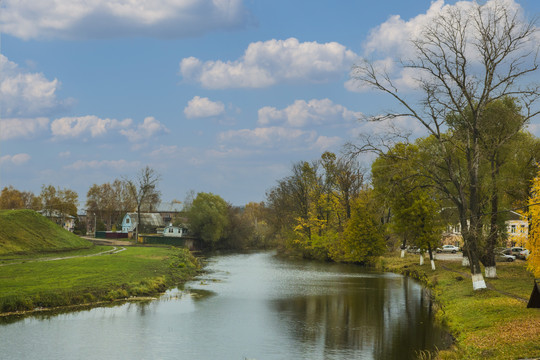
121, 213, 164, 234
443, 210, 528, 248
39, 210, 76, 232
163, 224, 188, 237
505, 211, 528, 247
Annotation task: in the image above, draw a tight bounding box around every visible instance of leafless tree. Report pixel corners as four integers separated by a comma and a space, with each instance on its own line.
124, 166, 161, 240
350, 1, 539, 290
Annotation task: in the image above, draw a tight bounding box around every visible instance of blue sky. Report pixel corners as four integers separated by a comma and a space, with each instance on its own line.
1, 0, 539, 208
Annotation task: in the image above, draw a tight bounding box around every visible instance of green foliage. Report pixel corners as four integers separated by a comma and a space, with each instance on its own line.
187, 192, 229, 248
266, 152, 382, 263
329, 196, 386, 263
0, 209, 91, 255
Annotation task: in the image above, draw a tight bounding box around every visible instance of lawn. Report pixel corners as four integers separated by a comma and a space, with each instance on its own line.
381, 253, 540, 360
0, 246, 200, 313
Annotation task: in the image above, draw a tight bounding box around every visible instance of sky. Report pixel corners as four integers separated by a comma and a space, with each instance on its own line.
1, 0, 539, 209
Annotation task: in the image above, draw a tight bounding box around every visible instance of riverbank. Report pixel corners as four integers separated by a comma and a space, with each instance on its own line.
0, 246, 200, 315
380, 252, 540, 360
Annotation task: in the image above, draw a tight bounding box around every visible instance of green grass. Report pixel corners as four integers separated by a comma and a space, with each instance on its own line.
0, 246, 200, 313
0, 209, 91, 255
380, 253, 540, 360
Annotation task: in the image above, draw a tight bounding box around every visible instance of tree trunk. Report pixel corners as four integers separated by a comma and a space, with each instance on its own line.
482, 157, 499, 278
419, 252, 424, 266
428, 244, 436, 270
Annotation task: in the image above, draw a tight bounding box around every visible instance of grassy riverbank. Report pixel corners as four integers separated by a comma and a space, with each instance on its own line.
0, 246, 200, 314
0, 210, 92, 255
380, 253, 540, 360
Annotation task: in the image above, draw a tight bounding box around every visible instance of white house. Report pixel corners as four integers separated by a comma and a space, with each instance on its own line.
163, 224, 188, 237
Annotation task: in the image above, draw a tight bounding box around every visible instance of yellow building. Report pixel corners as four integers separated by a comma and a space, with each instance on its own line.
506, 211, 528, 247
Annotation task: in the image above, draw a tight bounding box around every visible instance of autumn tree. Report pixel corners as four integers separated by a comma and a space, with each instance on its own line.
328, 193, 386, 264
527, 170, 540, 278
86, 179, 136, 231
350, 1, 539, 290
0, 186, 24, 209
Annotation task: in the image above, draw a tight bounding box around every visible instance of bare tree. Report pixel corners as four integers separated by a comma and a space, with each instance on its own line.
124, 166, 161, 241
350, 1, 539, 290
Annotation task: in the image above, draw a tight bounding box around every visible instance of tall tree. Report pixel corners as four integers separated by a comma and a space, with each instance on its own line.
350, 1, 539, 290
186, 192, 229, 248
124, 166, 161, 240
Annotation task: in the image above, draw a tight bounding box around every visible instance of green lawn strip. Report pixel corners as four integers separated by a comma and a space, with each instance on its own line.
0, 245, 112, 263
380, 253, 540, 360
0, 246, 200, 313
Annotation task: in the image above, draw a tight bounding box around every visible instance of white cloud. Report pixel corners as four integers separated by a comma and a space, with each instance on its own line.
313, 136, 342, 151
0, 54, 69, 118
184, 96, 225, 118
180, 38, 358, 89
0, 0, 251, 40
0, 117, 50, 140
119, 116, 169, 142
0, 153, 31, 165
51, 115, 132, 138
258, 98, 362, 127
219, 126, 316, 147
64, 159, 140, 170
350, 0, 530, 93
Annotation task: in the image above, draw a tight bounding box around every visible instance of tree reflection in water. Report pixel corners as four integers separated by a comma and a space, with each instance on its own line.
271, 275, 450, 360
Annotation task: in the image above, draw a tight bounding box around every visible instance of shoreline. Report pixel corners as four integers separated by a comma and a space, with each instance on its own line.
379, 252, 540, 359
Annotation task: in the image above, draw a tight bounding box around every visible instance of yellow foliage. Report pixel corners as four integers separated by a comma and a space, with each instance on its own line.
527, 169, 540, 277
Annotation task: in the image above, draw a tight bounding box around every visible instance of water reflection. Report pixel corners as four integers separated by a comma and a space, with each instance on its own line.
270, 276, 447, 359
0, 252, 449, 360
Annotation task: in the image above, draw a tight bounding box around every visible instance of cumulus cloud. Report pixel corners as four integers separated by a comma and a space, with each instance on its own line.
119, 116, 169, 142
184, 96, 225, 118
0, 153, 31, 165
50, 115, 168, 142
51, 115, 132, 138
0, 54, 69, 118
258, 98, 362, 127
180, 38, 358, 89
64, 159, 140, 170
0, 117, 50, 140
0, 0, 251, 40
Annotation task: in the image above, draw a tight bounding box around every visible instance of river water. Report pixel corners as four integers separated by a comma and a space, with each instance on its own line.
0, 252, 448, 359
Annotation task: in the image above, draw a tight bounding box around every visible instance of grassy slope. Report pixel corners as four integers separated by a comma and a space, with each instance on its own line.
0, 209, 91, 255
381, 253, 540, 360
0, 246, 200, 313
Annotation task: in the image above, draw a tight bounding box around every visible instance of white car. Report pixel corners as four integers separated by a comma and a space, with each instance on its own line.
436, 245, 460, 254
497, 252, 516, 262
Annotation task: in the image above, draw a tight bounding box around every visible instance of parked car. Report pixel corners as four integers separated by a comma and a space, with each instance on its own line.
497, 252, 516, 262
517, 248, 529, 260
436, 245, 460, 254
503, 247, 527, 259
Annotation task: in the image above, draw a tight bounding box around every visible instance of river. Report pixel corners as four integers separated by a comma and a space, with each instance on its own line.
0, 252, 449, 359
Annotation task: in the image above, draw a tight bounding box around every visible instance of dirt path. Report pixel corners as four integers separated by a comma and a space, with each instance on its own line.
0, 246, 126, 267
81, 236, 133, 246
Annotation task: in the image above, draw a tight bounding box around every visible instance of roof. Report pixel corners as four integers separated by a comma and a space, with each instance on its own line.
126, 213, 164, 227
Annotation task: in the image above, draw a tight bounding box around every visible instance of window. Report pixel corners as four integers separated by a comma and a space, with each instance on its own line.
126, 218, 130, 224
511, 225, 516, 233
